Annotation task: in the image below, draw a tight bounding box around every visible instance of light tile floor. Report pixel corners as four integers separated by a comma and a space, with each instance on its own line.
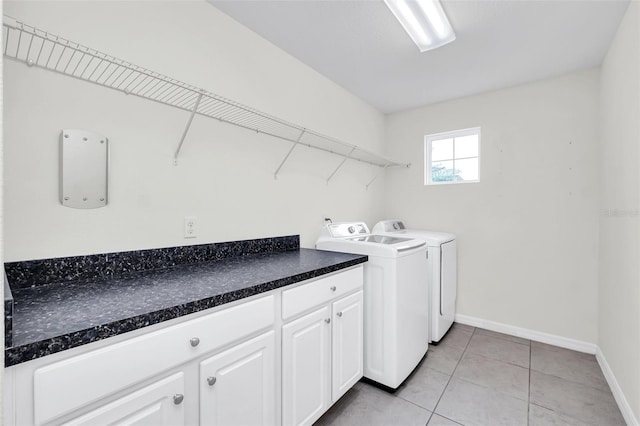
315, 323, 626, 426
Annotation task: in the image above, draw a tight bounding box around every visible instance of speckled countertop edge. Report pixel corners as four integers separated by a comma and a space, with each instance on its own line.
5, 250, 366, 367
4, 274, 13, 350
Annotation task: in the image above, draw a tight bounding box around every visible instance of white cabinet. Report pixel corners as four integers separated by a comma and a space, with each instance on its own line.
331, 291, 364, 401
62, 373, 185, 426
282, 306, 332, 426
5, 266, 364, 426
15, 295, 275, 426
282, 268, 364, 426
200, 331, 276, 426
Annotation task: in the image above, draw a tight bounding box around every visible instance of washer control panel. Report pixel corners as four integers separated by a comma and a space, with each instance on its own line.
327, 222, 369, 238
378, 220, 406, 232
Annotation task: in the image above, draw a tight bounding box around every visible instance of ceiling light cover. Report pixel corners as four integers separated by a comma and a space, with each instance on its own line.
384, 0, 456, 52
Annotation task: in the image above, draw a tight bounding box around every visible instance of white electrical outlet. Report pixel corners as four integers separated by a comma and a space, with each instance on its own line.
184, 216, 197, 239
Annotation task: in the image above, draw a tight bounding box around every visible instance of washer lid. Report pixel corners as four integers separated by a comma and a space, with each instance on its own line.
348, 235, 412, 245
405, 230, 456, 245
372, 220, 455, 245
316, 236, 425, 257
349, 234, 425, 252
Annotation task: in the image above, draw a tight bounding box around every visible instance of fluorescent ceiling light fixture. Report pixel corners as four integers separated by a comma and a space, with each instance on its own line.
384, 0, 456, 52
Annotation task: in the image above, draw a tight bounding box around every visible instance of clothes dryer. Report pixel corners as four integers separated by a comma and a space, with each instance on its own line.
373, 220, 456, 343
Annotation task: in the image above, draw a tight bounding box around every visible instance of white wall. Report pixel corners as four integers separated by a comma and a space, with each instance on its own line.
2, 1, 388, 261
1, 0, 5, 413
599, 1, 640, 422
384, 69, 601, 343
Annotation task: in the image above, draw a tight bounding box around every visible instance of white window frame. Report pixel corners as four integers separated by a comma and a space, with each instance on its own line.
424, 127, 481, 185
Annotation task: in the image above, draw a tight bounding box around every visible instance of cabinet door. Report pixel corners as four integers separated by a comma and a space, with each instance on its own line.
282, 306, 331, 426
199, 331, 276, 426
63, 373, 185, 426
332, 291, 364, 402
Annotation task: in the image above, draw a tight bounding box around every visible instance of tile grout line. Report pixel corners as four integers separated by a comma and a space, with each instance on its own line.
428, 326, 477, 425
392, 357, 442, 424
490, 334, 610, 394
389, 352, 444, 424
459, 345, 530, 371
474, 328, 532, 346
529, 367, 614, 394
527, 402, 601, 426
527, 344, 619, 426
527, 345, 600, 426
391, 382, 437, 423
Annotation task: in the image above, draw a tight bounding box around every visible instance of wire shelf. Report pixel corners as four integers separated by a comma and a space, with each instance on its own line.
3, 15, 410, 181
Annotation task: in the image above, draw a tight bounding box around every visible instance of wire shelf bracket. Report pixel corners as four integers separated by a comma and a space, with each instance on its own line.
274, 129, 305, 180
326, 146, 356, 184
366, 164, 389, 190
174, 91, 204, 165
3, 15, 411, 187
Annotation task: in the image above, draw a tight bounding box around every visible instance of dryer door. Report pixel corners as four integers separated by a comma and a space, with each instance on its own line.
440, 240, 457, 321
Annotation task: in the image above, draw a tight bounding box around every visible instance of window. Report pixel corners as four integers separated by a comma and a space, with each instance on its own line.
424, 127, 480, 185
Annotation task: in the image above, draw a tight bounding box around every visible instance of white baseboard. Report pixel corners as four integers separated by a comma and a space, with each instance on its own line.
455, 313, 597, 354
455, 313, 638, 425
596, 347, 639, 426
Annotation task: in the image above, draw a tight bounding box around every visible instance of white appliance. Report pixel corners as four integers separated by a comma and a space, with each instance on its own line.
373, 220, 457, 344
316, 222, 429, 390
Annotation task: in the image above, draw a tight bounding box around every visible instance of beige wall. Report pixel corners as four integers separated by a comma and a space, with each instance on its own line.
599, 1, 640, 422
384, 69, 601, 343
2, 1, 387, 260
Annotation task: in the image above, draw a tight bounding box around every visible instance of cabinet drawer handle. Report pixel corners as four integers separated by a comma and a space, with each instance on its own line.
337, 312, 343, 317
330, 286, 337, 292
325, 318, 331, 324
190, 337, 200, 347
173, 394, 184, 405
207, 376, 217, 386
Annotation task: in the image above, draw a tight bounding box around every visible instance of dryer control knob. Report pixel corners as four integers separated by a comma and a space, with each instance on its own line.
348, 226, 356, 234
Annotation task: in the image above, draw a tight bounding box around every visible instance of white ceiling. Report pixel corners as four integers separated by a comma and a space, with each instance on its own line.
209, 0, 629, 114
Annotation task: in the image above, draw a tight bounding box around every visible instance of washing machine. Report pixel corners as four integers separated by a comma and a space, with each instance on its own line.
373, 220, 457, 343
316, 222, 429, 389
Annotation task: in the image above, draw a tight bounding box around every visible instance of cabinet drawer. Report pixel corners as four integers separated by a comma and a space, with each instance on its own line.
282, 267, 363, 320
62, 373, 185, 426
34, 295, 274, 425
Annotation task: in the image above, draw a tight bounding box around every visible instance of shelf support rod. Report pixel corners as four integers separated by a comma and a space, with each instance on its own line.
326, 146, 356, 184
174, 91, 204, 165
274, 129, 306, 179
365, 164, 389, 190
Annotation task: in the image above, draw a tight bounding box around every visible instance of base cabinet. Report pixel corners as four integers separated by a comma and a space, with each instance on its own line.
4, 266, 364, 426
331, 292, 364, 401
282, 306, 332, 426
62, 373, 186, 426
200, 331, 276, 426
282, 290, 363, 426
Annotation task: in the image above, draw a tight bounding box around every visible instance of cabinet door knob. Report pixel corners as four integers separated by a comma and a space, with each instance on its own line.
190, 337, 200, 347
337, 312, 343, 317
173, 394, 184, 405
325, 318, 331, 324
207, 376, 217, 386
330, 286, 337, 292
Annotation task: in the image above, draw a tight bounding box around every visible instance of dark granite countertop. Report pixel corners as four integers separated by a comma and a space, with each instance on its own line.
4, 237, 366, 367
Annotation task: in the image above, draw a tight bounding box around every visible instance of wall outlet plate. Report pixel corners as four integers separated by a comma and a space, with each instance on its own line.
184, 216, 197, 239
